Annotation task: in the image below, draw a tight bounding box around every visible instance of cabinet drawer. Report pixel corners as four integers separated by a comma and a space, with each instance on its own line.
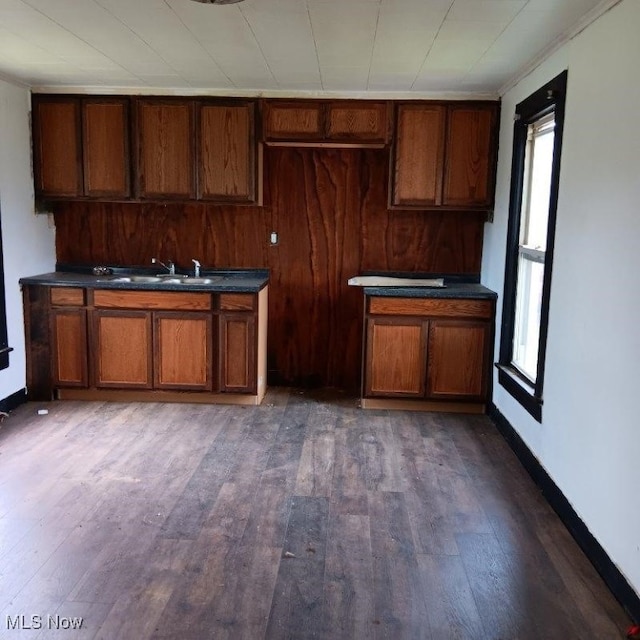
368, 296, 492, 319
93, 290, 211, 311
219, 293, 254, 311
51, 287, 85, 306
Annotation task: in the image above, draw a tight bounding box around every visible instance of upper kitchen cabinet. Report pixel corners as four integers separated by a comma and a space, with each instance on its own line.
325, 102, 390, 144
82, 98, 131, 198
198, 101, 260, 204
263, 101, 323, 142
135, 99, 196, 200
390, 102, 499, 211
443, 105, 498, 208
390, 104, 446, 208
32, 96, 131, 200
32, 96, 83, 198
262, 100, 390, 146
136, 98, 259, 203
33, 95, 260, 204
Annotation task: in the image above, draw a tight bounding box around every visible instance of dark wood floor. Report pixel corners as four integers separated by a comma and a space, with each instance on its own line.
0, 390, 631, 639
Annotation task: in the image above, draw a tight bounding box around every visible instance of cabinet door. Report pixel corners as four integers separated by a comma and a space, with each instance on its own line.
219, 314, 256, 393
390, 104, 446, 207
426, 320, 490, 400
154, 312, 213, 391
92, 310, 153, 388
51, 309, 88, 387
136, 100, 195, 199
326, 102, 389, 143
82, 99, 130, 198
199, 102, 256, 202
443, 105, 497, 208
32, 97, 82, 197
365, 317, 427, 397
263, 101, 324, 141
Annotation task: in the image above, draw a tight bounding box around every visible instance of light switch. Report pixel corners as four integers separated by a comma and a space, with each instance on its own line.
270, 231, 278, 245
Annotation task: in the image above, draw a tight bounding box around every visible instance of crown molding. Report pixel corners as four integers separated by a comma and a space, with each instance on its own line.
29, 85, 500, 102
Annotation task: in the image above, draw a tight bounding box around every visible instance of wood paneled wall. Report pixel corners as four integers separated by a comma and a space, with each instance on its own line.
54, 147, 485, 391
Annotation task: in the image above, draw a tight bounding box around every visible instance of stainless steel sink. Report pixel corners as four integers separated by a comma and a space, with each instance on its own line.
179, 277, 221, 285
110, 275, 164, 283
104, 274, 221, 286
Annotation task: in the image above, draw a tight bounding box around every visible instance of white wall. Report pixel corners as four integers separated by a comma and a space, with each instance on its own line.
0, 79, 56, 400
483, 0, 640, 598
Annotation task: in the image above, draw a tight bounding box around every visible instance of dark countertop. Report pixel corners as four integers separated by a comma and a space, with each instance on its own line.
348, 272, 496, 300
19, 268, 269, 293
362, 282, 497, 300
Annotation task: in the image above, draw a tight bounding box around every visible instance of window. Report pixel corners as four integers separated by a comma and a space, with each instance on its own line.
0, 205, 10, 371
498, 71, 567, 421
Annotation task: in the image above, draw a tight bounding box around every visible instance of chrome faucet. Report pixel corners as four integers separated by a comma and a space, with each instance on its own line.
151, 257, 175, 275
192, 259, 201, 278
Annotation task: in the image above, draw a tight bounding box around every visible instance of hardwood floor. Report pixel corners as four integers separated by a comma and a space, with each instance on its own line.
0, 390, 631, 639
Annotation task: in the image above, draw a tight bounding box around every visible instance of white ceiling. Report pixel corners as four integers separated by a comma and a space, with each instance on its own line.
0, 0, 616, 98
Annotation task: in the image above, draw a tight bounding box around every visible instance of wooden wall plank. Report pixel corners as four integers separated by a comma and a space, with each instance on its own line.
53, 147, 484, 392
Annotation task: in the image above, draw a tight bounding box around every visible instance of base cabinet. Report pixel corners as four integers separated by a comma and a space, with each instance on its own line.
365, 318, 427, 397
363, 295, 494, 411
23, 284, 268, 405
220, 314, 255, 393
50, 287, 88, 388
154, 313, 213, 391
92, 310, 153, 389
426, 320, 489, 400
51, 308, 88, 387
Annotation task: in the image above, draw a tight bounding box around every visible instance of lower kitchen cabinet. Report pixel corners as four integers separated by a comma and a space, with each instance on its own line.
154, 312, 213, 390
426, 320, 490, 400
219, 314, 255, 392
51, 308, 88, 387
365, 318, 427, 397
92, 310, 153, 389
218, 292, 257, 393
362, 295, 494, 412
22, 282, 269, 405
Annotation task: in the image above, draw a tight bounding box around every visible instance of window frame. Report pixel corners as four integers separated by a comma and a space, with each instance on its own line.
497, 71, 568, 422
0, 205, 10, 371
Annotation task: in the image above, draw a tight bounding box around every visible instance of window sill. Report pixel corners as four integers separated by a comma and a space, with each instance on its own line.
496, 363, 542, 422
0, 345, 12, 371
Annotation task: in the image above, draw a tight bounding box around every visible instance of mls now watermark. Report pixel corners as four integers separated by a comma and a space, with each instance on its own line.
6, 614, 84, 630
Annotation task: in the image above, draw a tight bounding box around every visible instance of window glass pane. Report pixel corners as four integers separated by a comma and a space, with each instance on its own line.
513, 255, 544, 380
524, 121, 554, 250
512, 112, 555, 383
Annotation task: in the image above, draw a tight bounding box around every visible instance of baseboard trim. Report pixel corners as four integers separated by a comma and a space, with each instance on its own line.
57, 388, 264, 406
0, 388, 27, 413
361, 397, 485, 413
488, 403, 640, 624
